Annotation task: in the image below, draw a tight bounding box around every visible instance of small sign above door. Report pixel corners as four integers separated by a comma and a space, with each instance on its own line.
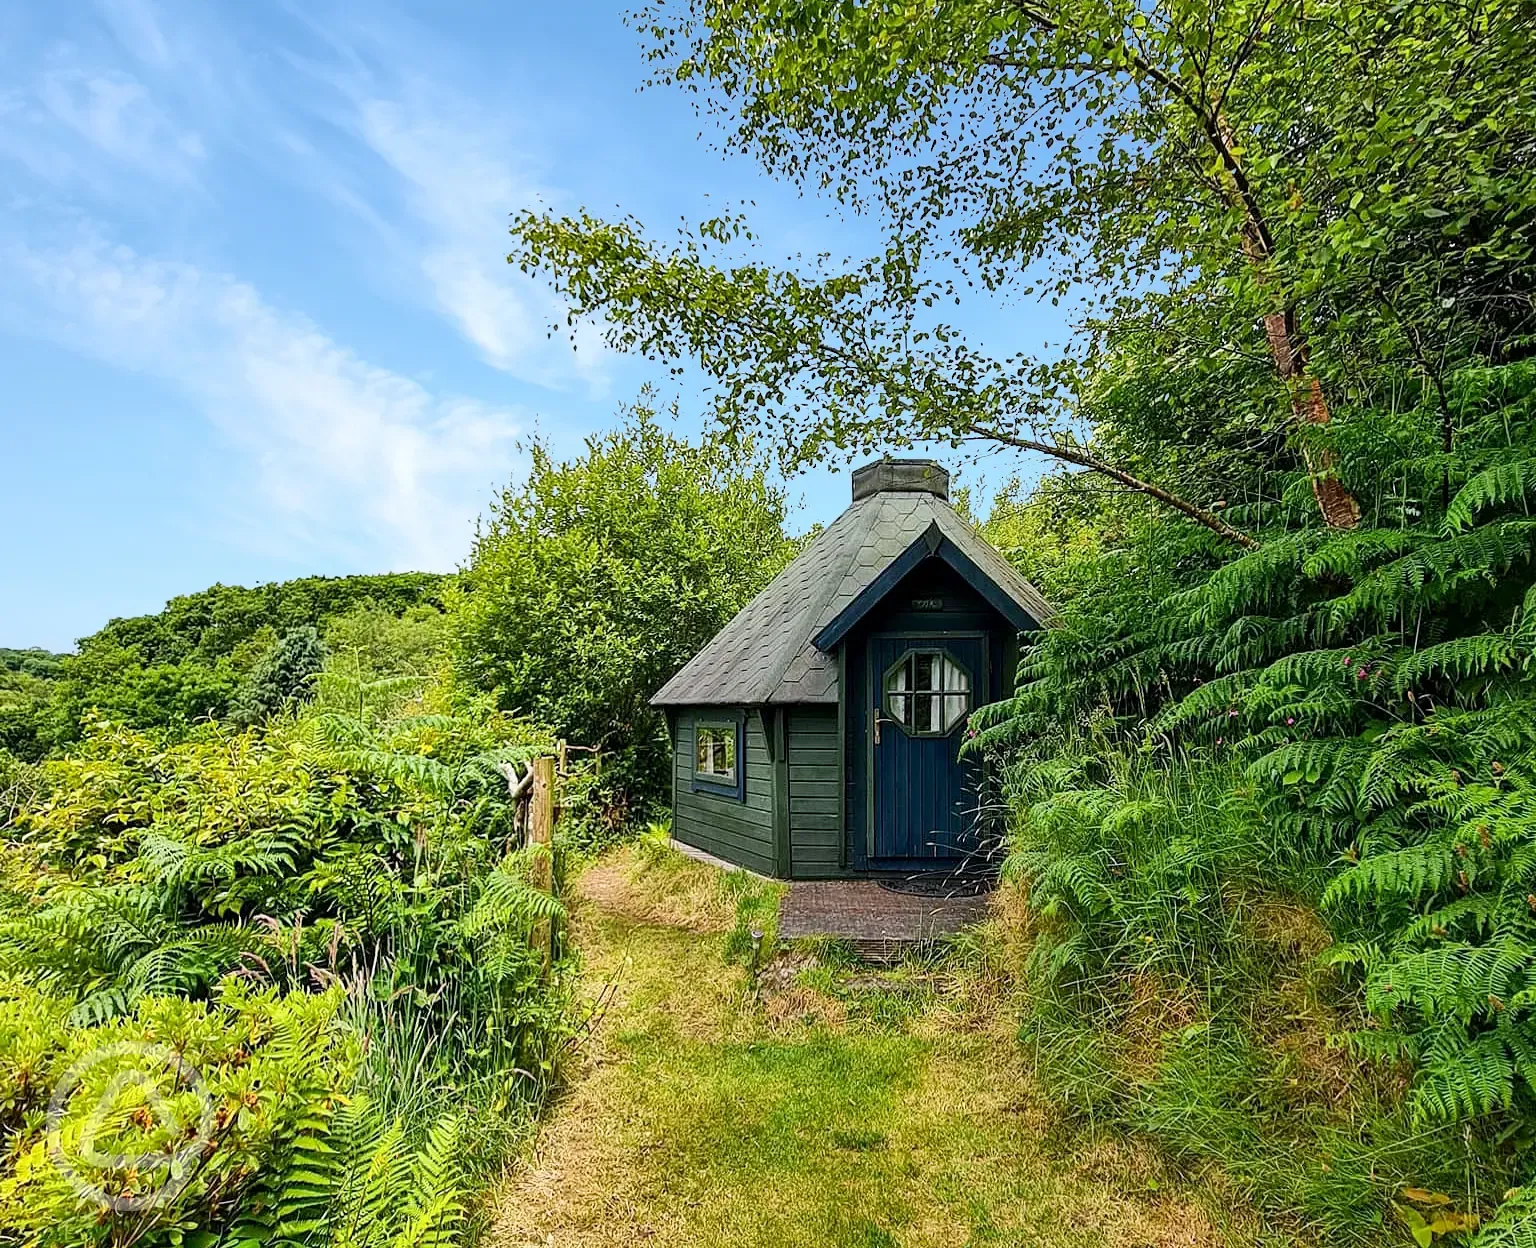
910, 596, 944, 610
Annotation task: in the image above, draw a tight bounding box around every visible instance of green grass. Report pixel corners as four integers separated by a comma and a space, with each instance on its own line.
489, 849, 1260, 1248
1004, 746, 1519, 1244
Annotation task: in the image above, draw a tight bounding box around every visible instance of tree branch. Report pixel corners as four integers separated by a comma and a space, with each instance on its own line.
999, 0, 1359, 530
972, 423, 1259, 548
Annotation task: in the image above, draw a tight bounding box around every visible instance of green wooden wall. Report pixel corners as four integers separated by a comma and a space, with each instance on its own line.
787, 707, 845, 878
672, 705, 856, 879
672, 710, 777, 875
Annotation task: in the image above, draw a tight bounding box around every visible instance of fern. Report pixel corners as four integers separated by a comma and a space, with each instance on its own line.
1367, 943, 1531, 1021
459, 854, 566, 939
1394, 633, 1522, 694
1323, 843, 1460, 909
1445, 458, 1536, 532
1412, 1029, 1519, 1122
393, 1114, 467, 1248
1476, 1186, 1536, 1247
234, 1099, 469, 1248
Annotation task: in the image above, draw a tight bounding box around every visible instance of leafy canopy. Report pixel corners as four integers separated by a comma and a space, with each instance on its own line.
449, 403, 797, 807
513, 0, 1535, 539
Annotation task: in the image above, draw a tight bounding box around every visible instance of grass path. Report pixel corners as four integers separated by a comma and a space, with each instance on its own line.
488, 852, 1243, 1248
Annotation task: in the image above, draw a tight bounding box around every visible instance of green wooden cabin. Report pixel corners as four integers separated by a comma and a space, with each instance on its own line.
651, 459, 1051, 879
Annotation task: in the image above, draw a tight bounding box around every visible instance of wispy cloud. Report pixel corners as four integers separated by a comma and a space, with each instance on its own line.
347, 83, 606, 387
39, 66, 205, 177
0, 3, 605, 574
5, 3, 603, 391
3, 232, 522, 569
92, 0, 175, 72
0, 69, 197, 196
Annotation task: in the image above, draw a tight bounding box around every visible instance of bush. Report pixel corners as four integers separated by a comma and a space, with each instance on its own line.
0, 669, 572, 1242
450, 404, 797, 818
0, 978, 353, 1245
229, 625, 327, 726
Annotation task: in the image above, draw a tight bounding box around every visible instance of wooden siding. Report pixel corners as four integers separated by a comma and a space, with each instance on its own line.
673, 710, 776, 875
788, 706, 845, 878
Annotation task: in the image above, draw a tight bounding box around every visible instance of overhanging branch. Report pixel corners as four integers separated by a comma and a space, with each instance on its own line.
973, 423, 1259, 548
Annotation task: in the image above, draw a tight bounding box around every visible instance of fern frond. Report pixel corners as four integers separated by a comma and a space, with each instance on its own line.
1395, 634, 1521, 694
1445, 458, 1536, 532
394, 1113, 468, 1248
1323, 843, 1459, 910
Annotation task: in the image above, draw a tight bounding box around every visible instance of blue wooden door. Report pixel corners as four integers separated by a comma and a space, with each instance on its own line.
869, 634, 985, 863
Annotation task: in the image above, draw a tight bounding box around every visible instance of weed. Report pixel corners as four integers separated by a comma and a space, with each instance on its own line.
721, 869, 785, 964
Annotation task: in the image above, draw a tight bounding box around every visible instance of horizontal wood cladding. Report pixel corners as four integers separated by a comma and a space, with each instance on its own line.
673, 710, 776, 875
787, 707, 846, 876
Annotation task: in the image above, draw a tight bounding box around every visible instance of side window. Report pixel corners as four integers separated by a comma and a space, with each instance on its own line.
692, 716, 744, 799
884, 650, 972, 736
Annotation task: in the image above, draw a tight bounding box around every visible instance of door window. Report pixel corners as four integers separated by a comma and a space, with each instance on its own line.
883, 650, 972, 736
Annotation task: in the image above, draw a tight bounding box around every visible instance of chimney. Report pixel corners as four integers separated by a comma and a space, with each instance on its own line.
851, 458, 950, 502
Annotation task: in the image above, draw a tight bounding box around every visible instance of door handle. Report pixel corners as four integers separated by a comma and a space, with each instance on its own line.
873, 708, 893, 745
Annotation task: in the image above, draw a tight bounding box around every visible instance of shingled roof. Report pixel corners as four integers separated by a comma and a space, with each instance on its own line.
651, 460, 1052, 707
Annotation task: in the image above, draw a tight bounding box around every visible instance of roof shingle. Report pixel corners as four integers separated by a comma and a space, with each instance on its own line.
651, 479, 1051, 707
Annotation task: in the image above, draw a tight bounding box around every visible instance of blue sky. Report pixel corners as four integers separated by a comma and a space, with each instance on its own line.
1, 0, 1064, 652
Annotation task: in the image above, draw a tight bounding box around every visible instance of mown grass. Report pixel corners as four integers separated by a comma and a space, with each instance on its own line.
490, 844, 1259, 1248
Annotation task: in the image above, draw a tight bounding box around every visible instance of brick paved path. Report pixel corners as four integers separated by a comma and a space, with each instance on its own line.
779, 880, 990, 961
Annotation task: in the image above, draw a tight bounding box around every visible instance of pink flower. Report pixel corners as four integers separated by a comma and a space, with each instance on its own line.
1286, 716, 1295, 726
1228, 709, 1238, 718
1356, 667, 1368, 679
1216, 737, 1224, 745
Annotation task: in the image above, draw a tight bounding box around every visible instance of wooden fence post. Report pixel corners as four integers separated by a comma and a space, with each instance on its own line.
530, 754, 556, 968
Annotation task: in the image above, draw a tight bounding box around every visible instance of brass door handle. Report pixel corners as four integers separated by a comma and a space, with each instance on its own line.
873, 708, 895, 745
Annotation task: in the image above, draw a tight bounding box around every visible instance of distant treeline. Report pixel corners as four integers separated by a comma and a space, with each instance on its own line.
0, 573, 447, 759
80, 572, 447, 669
0, 648, 66, 679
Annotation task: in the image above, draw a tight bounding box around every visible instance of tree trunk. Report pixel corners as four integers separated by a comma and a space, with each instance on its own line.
1259, 313, 1362, 529
1221, 115, 1360, 530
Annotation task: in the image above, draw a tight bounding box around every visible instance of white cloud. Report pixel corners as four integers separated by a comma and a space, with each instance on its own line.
38, 67, 205, 177
353, 91, 606, 386
3, 233, 521, 569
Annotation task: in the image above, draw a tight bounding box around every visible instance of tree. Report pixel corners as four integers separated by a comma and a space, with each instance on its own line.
230, 626, 328, 726
448, 404, 797, 807
511, 0, 1535, 544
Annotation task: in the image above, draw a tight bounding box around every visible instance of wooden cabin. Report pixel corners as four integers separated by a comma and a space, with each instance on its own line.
651, 458, 1050, 879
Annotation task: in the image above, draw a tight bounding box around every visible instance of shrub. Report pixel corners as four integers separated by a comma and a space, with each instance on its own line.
449, 403, 796, 817
0, 677, 572, 1243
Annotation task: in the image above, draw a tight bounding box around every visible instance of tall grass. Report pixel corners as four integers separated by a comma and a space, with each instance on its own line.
1006, 740, 1518, 1243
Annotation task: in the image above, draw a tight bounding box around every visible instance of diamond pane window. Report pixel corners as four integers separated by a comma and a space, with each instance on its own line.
883, 651, 972, 737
